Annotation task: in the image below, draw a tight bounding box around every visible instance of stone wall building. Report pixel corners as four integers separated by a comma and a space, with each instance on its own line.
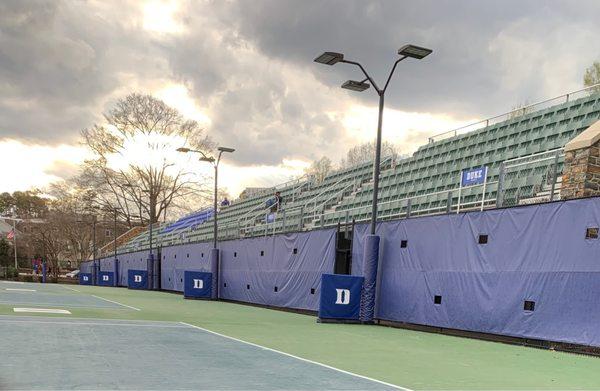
561, 120, 600, 199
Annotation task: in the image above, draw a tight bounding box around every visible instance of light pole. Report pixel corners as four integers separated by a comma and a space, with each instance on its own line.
177, 146, 235, 248
314, 45, 432, 234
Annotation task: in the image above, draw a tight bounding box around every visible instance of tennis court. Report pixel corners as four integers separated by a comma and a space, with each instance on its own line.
1, 281, 600, 390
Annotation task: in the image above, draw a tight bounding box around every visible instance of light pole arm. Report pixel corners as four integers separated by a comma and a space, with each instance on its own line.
382, 56, 407, 92
341, 60, 381, 92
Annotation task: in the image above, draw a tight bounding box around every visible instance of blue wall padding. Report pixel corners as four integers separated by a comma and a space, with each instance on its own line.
219, 229, 337, 311
116, 251, 149, 287
184, 271, 213, 299
210, 248, 219, 299
352, 197, 600, 347
360, 235, 380, 322
80, 261, 93, 274
161, 243, 213, 291
128, 269, 148, 289
319, 274, 364, 320
98, 271, 114, 286
100, 258, 115, 272
79, 273, 93, 285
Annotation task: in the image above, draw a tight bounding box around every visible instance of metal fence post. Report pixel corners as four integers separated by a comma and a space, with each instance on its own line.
549, 150, 560, 201
496, 162, 506, 207
298, 206, 304, 231
406, 198, 412, 219
446, 191, 452, 214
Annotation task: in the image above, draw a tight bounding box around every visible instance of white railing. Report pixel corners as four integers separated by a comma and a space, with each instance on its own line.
428, 83, 600, 144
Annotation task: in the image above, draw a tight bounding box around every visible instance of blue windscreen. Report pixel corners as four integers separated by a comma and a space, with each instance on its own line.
353, 196, 600, 347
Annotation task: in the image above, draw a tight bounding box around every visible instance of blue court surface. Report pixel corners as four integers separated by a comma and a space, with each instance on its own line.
0, 280, 135, 310
0, 315, 397, 390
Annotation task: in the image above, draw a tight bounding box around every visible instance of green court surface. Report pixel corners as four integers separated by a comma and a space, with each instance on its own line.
1, 280, 600, 390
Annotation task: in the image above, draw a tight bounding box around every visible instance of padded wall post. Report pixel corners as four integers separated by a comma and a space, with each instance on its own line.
153, 254, 159, 290
114, 258, 119, 287
360, 234, 380, 323
146, 253, 154, 290
210, 248, 219, 299
42, 261, 47, 283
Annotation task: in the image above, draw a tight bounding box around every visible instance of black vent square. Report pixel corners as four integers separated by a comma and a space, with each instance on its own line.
586, 227, 598, 239
274, 286, 278, 292
260, 250, 264, 256
478, 234, 488, 244
223, 282, 227, 287
174, 254, 176, 259
180, 278, 183, 283
400, 240, 408, 248
246, 284, 250, 290
434, 295, 442, 305
201, 253, 204, 258
310, 288, 315, 295
524, 300, 535, 311
293, 248, 298, 254
234, 252, 237, 257
187, 254, 189, 258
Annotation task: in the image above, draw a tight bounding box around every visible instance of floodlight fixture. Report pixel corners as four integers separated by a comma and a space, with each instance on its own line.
176, 147, 191, 153
314, 52, 344, 65
341, 80, 370, 92
200, 156, 215, 163
398, 44, 432, 59
218, 146, 235, 153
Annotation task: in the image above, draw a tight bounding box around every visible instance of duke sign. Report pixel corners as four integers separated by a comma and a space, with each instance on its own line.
127, 269, 148, 290
318, 274, 364, 320
184, 271, 212, 299
461, 166, 488, 187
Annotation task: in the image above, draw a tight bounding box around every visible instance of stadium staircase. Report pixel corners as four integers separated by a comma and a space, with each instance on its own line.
117, 86, 600, 254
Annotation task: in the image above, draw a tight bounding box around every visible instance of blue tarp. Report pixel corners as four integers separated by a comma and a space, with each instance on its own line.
160, 209, 213, 233
219, 229, 337, 311
161, 242, 213, 291
353, 197, 600, 347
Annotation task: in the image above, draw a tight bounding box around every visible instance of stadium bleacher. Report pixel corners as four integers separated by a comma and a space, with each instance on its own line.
117, 88, 600, 254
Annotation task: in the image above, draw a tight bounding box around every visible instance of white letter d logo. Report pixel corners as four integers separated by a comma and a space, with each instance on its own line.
134, 275, 142, 283
193, 279, 204, 289
335, 289, 350, 305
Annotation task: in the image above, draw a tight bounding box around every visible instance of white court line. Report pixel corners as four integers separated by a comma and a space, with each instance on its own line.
0, 319, 186, 328
5, 288, 36, 292
59, 285, 81, 292
14, 308, 71, 314
91, 295, 141, 311
0, 301, 134, 309
0, 281, 24, 284
180, 322, 409, 391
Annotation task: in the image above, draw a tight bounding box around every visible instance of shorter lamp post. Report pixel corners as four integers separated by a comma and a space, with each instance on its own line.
177, 146, 235, 300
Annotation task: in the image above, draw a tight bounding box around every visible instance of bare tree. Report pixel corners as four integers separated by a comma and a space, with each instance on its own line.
340, 141, 399, 168
306, 156, 332, 184
584, 61, 600, 92
79, 93, 214, 227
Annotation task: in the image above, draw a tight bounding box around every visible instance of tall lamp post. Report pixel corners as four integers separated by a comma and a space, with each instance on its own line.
177, 146, 235, 248
314, 45, 432, 234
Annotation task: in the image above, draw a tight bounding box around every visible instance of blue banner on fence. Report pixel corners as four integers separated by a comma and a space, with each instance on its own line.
79, 273, 93, 285
128, 269, 148, 289
98, 271, 114, 287
183, 271, 213, 299
318, 274, 364, 320
461, 166, 487, 187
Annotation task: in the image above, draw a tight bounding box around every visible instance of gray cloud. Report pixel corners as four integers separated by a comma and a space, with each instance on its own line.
1, 0, 599, 168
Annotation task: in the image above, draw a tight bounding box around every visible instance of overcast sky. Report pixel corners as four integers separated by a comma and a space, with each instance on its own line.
1, 0, 598, 197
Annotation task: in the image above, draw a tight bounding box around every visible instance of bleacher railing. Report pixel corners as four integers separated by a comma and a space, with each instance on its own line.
428, 83, 600, 144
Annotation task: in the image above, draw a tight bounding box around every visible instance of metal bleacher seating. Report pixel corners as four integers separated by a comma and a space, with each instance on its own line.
117, 88, 600, 254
